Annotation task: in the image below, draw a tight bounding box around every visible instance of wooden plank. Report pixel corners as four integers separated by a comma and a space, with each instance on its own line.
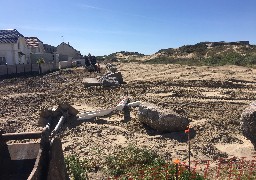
2, 131, 42, 141
7, 143, 40, 160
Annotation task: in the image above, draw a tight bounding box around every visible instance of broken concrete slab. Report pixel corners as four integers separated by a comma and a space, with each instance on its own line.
138, 102, 189, 133
83, 78, 101, 87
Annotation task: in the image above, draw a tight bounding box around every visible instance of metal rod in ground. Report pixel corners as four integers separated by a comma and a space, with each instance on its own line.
176, 163, 179, 180
51, 116, 65, 136
188, 130, 191, 172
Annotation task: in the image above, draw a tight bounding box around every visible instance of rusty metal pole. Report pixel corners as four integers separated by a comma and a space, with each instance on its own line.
188, 130, 191, 173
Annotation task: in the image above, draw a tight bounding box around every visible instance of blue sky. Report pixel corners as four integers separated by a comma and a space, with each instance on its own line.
1, 0, 255, 56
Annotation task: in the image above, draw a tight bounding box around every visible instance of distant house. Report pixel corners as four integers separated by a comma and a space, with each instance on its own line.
57, 42, 82, 60
25, 37, 45, 54
0, 29, 29, 65
43, 44, 57, 53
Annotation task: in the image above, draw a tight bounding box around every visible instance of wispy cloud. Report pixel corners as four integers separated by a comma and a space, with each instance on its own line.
77, 3, 167, 23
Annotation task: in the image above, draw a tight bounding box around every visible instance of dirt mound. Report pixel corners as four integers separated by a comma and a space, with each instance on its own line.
1, 64, 256, 178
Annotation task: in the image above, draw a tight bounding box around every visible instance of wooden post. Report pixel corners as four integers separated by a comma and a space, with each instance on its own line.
2, 131, 43, 141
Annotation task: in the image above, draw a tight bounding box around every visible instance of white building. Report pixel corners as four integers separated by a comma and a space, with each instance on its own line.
0, 29, 29, 65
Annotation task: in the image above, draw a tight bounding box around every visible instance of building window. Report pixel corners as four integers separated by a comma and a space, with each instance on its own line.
0, 57, 6, 65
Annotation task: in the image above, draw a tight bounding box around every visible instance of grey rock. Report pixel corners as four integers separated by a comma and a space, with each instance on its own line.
102, 77, 120, 87
99, 71, 124, 87
138, 102, 189, 132
101, 71, 123, 84
240, 101, 256, 147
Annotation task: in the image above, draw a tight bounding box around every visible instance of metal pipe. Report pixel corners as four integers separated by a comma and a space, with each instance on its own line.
51, 116, 65, 136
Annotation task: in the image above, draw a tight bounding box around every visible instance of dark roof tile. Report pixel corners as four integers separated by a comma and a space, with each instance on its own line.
0, 29, 24, 43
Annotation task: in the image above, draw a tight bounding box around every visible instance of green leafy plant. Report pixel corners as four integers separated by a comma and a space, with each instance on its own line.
37, 58, 45, 64
65, 155, 89, 180
105, 145, 164, 176
105, 145, 204, 179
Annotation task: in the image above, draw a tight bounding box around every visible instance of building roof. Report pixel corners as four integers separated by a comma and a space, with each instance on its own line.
25, 37, 43, 48
0, 29, 24, 43
57, 42, 82, 55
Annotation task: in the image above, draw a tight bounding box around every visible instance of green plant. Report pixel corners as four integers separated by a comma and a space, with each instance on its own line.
65, 155, 89, 180
37, 58, 45, 64
106, 145, 165, 177
105, 145, 204, 179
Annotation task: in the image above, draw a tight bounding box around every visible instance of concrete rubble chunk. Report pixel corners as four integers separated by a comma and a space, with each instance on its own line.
106, 71, 124, 84
101, 77, 120, 87
38, 103, 79, 127
138, 102, 189, 132
240, 101, 256, 148
99, 71, 124, 87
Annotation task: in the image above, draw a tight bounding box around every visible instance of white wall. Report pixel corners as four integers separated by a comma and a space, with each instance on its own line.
59, 60, 72, 69
0, 37, 31, 65
17, 37, 29, 64
72, 59, 85, 66
0, 43, 14, 65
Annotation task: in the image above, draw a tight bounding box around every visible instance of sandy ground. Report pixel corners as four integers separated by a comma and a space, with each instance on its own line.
1, 63, 256, 178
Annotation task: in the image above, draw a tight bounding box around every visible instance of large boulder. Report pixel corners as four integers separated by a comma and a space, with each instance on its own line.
99, 71, 124, 87
240, 101, 256, 148
103, 71, 123, 84
101, 77, 120, 87
138, 102, 189, 132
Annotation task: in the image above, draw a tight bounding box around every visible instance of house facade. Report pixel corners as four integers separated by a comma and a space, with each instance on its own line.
56, 42, 82, 60
0, 29, 29, 65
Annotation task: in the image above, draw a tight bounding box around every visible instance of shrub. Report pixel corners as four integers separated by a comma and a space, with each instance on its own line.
65, 155, 89, 180
105, 145, 204, 179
